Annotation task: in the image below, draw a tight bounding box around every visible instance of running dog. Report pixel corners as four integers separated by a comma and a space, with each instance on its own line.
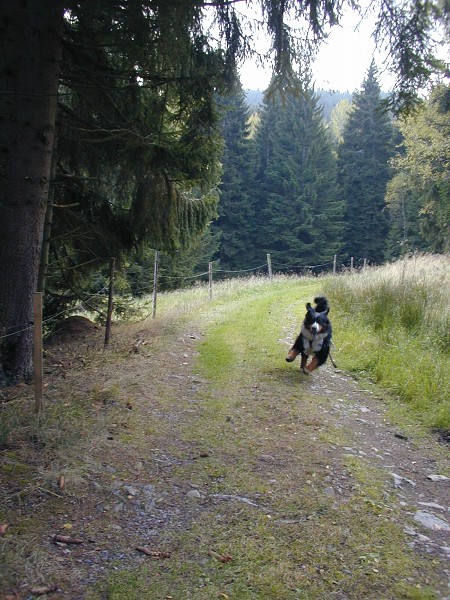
286, 296, 332, 374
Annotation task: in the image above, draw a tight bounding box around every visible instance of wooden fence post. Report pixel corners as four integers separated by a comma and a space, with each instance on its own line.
363, 258, 367, 270
104, 257, 115, 348
350, 257, 354, 272
333, 254, 337, 274
267, 254, 273, 280
208, 262, 213, 300
33, 292, 43, 414
152, 250, 159, 318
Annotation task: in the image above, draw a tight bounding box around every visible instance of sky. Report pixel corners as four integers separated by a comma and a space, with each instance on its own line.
239, 7, 395, 92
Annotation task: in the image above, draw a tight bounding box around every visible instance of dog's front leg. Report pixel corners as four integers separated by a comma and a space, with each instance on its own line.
304, 355, 319, 374
300, 353, 308, 372
286, 348, 299, 362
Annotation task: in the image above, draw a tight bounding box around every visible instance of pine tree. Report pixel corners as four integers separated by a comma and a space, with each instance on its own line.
250, 81, 343, 270
337, 62, 396, 264
213, 84, 256, 271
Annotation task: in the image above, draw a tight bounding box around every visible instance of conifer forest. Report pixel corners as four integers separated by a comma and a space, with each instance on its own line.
0, 1, 449, 385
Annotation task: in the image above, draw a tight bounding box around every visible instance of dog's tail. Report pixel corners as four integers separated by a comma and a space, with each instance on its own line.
314, 296, 329, 313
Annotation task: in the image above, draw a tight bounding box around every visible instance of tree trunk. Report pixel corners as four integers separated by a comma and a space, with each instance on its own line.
0, 1, 64, 386
37, 135, 58, 295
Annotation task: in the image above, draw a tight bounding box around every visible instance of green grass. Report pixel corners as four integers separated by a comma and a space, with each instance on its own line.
323, 254, 450, 429
94, 509, 437, 599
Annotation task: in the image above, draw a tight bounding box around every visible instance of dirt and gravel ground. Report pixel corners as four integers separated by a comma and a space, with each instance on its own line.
1, 315, 449, 599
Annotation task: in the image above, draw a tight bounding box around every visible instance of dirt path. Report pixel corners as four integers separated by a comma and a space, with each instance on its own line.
1, 314, 449, 599
306, 367, 450, 564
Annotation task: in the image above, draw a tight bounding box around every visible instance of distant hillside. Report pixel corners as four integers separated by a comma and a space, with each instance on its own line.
244, 88, 352, 121
318, 89, 353, 120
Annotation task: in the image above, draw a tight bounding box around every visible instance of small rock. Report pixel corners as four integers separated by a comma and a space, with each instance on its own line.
259, 454, 276, 462
413, 511, 450, 531
418, 501, 446, 511
427, 474, 449, 482
187, 489, 202, 499
324, 486, 336, 498
403, 526, 417, 536
390, 472, 416, 487
417, 533, 432, 542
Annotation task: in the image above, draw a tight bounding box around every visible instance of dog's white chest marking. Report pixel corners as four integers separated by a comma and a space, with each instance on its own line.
301, 325, 327, 355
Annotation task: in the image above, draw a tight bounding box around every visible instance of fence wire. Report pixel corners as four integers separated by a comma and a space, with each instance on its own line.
0, 254, 367, 339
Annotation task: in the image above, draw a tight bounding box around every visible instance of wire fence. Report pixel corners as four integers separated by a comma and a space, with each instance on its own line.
0, 287, 109, 342
0, 253, 369, 341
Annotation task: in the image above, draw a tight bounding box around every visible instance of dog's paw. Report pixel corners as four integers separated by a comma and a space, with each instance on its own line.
286, 350, 298, 362
302, 367, 310, 375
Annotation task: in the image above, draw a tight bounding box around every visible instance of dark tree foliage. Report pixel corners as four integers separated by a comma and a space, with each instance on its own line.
374, 0, 449, 112
51, 2, 226, 272
31, 1, 229, 333
250, 79, 343, 270
337, 62, 397, 264
212, 83, 256, 271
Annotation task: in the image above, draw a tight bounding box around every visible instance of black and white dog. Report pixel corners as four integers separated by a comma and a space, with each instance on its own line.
286, 296, 332, 374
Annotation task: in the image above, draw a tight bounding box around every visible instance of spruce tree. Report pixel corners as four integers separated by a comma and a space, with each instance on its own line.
337, 62, 396, 264
213, 84, 255, 271
250, 80, 343, 270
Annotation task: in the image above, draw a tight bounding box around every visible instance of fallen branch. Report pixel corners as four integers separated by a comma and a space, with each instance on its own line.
136, 546, 171, 558
30, 584, 58, 595
37, 487, 63, 499
53, 534, 83, 544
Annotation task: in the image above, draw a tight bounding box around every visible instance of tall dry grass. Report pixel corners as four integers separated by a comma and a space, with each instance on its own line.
323, 254, 450, 429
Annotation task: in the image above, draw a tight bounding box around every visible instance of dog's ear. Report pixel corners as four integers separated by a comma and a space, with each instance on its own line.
306, 302, 312, 310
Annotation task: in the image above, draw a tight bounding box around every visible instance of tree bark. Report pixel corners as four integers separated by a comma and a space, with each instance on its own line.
0, 1, 64, 386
